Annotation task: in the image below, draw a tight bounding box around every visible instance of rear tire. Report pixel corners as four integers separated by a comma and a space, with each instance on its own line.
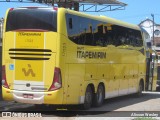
83, 85, 93, 110
93, 84, 105, 107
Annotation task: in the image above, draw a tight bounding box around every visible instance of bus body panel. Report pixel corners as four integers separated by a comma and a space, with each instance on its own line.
66, 64, 85, 104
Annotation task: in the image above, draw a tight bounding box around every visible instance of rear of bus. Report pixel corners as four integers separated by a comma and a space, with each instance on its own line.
2, 7, 63, 104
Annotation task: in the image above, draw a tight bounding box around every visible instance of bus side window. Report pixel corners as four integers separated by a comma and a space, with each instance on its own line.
84, 25, 94, 46
69, 18, 73, 29
134, 31, 143, 47
93, 24, 105, 47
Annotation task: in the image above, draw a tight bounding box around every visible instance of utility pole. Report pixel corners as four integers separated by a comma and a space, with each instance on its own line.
151, 14, 155, 46
0, 18, 4, 43
150, 14, 155, 91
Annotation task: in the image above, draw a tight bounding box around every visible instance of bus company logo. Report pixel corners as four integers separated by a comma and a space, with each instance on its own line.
77, 46, 106, 59
22, 64, 36, 77
18, 32, 41, 36
77, 50, 106, 59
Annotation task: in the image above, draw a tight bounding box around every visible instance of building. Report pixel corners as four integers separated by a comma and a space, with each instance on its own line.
139, 18, 160, 85
139, 18, 160, 53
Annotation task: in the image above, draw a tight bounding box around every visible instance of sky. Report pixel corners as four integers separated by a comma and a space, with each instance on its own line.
0, 0, 160, 25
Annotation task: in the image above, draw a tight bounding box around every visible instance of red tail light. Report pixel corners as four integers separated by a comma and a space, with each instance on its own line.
9, 8, 14, 12
49, 67, 62, 91
53, 7, 58, 11
2, 65, 9, 89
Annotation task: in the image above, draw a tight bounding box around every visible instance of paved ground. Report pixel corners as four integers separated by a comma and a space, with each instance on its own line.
0, 86, 160, 120
0, 89, 2, 101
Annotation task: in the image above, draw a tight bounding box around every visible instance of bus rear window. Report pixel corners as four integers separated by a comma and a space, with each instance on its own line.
6, 8, 57, 32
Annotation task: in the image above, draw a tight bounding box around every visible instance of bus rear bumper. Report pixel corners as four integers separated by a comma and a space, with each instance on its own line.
13, 90, 44, 104
2, 87, 63, 105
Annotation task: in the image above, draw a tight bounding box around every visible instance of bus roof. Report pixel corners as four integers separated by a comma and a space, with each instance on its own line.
8, 7, 140, 31
64, 8, 140, 31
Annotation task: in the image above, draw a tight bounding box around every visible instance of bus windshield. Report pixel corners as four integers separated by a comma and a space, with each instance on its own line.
6, 8, 57, 32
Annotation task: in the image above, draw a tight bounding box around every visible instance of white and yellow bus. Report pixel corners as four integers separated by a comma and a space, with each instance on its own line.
2, 7, 156, 109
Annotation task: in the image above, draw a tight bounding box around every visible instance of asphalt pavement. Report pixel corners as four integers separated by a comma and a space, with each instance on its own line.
0, 87, 2, 101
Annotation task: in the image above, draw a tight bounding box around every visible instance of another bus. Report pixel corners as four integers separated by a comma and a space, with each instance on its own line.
2, 7, 156, 109
156, 55, 160, 86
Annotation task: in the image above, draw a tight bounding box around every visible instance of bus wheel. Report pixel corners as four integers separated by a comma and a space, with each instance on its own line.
136, 81, 143, 97
83, 85, 93, 110
93, 84, 104, 107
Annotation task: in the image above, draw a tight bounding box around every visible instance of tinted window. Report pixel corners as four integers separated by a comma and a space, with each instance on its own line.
66, 14, 106, 46
6, 8, 57, 32
109, 25, 143, 47
66, 13, 143, 47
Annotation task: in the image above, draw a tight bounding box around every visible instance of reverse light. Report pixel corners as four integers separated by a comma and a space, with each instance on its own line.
49, 67, 62, 91
2, 65, 9, 89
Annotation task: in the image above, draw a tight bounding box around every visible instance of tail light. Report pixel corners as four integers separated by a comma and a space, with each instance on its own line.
2, 65, 9, 89
53, 7, 58, 11
9, 8, 14, 12
49, 67, 62, 91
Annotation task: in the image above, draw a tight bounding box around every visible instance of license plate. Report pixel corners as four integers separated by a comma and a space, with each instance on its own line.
23, 94, 34, 99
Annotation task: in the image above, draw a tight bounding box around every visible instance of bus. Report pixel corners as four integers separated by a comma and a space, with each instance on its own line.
2, 7, 157, 109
